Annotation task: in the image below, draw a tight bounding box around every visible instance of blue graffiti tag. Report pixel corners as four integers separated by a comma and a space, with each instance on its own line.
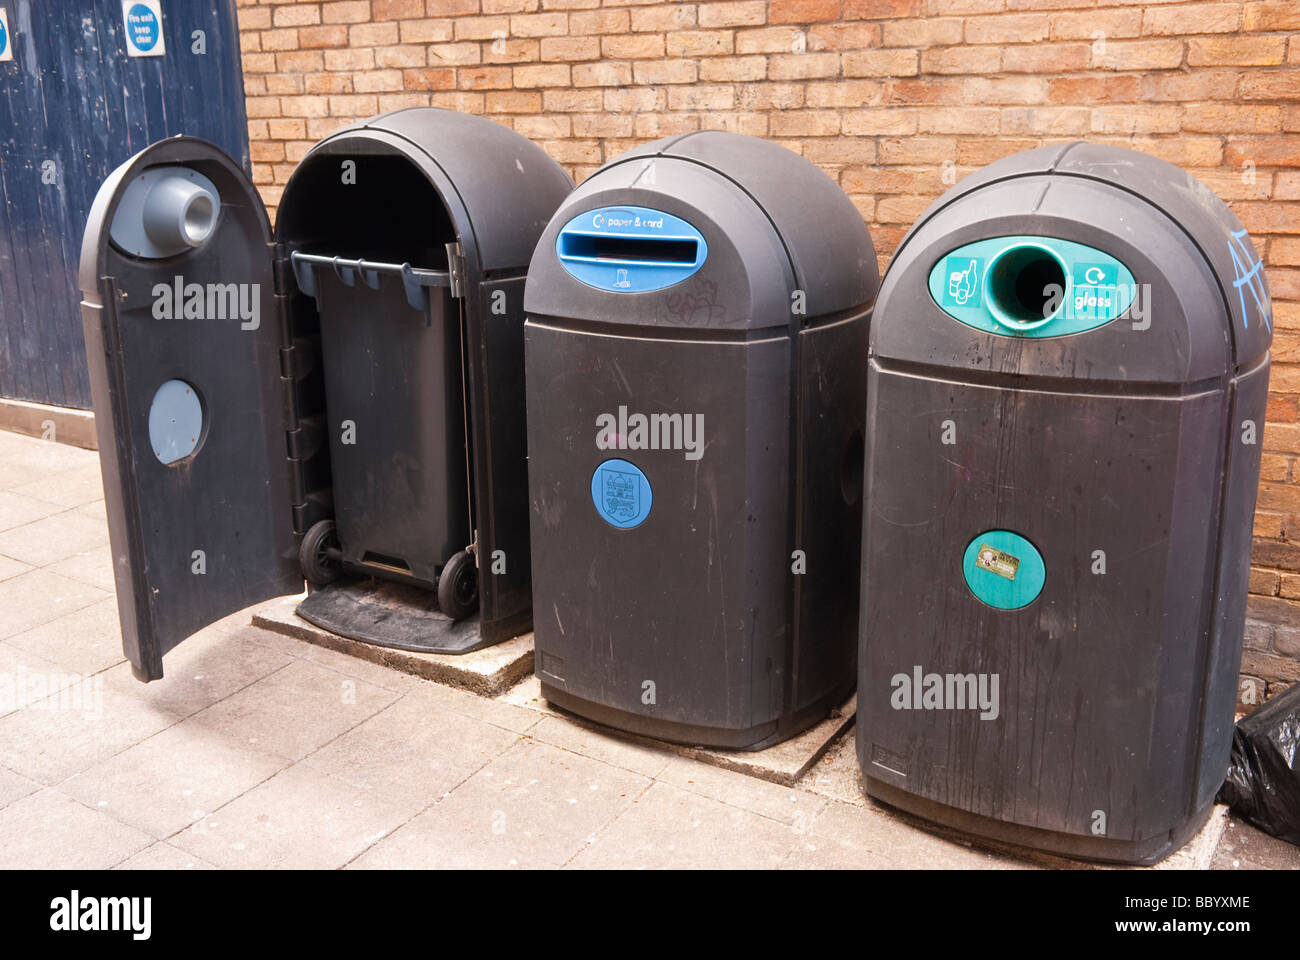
1228, 228, 1272, 332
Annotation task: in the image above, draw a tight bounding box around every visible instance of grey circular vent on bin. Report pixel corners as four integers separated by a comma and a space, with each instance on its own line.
148, 379, 203, 465
109, 165, 221, 259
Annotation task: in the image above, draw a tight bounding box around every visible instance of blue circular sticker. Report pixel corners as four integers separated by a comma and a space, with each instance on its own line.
0, 18, 8, 59
126, 4, 160, 52
591, 458, 652, 529
962, 530, 1045, 610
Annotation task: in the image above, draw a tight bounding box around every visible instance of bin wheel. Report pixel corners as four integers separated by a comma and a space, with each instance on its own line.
438, 550, 478, 620
300, 519, 341, 586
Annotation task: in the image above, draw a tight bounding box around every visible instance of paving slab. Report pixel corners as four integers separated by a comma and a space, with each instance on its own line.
527, 714, 673, 779
98, 624, 300, 722
252, 594, 535, 697
399, 674, 546, 735
657, 755, 820, 827
0, 431, 95, 481
569, 780, 804, 870
71, 500, 106, 525
298, 693, 520, 819
0, 554, 33, 584
184, 657, 400, 763
0, 788, 153, 869
10, 463, 107, 509
0, 567, 109, 640
0, 639, 81, 722
350, 738, 651, 869
5, 596, 124, 676
0, 511, 109, 568
114, 842, 215, 870
0, 764, 41, 808
0, 666, 173, 783
168, 761, 420, 870
59, 721, 290, 839
0, 490, 62, 532
46, 542, 117, 594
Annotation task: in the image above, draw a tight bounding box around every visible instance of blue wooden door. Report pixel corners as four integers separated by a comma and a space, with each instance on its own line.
0, 0, 249, 408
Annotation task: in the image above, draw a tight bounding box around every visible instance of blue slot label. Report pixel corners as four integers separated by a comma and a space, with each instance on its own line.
591, 458, 653, 529
557, 206, 707, 294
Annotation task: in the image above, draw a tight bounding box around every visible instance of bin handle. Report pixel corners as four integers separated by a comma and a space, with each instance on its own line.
289, 251, 454, 313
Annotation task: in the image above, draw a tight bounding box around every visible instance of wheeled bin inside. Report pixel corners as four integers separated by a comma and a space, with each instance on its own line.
79, 108, 572, 680
858, 143, 1273, 863
524, 131, 878, 750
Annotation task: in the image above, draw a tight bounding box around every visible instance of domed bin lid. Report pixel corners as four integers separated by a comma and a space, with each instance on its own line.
875, 142, 1273, 385
276, 107, 573, 275
525, 131, 878, 333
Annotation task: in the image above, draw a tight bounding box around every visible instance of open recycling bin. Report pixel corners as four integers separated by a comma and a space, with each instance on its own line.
79, 108, 572, 680
524, 131, 879, 750
857, 142, 1273, 863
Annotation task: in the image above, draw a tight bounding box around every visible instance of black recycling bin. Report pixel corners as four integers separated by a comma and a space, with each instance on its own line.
858, 142, 1274, 864
79, 108, 572, 681
524, 131, 879, 750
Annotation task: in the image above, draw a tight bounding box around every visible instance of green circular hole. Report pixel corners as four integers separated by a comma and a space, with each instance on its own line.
986, 244, 1067, 330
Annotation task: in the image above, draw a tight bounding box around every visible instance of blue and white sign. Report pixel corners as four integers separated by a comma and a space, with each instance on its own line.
0, 9, 13, 63
557, 206, 707, 294
123, 0, 165, 58
591, 458, 653, 530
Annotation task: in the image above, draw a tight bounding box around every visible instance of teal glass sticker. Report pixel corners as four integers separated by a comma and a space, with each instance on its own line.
962, 530, 1045, 610
941, 256, 982, 310
928, 236, 1137, 339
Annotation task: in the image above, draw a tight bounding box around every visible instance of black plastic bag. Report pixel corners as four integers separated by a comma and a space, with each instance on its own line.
1218, 683, 1300, 846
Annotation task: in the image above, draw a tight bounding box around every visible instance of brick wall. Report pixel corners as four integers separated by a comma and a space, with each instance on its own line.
238, 0, 1300, 696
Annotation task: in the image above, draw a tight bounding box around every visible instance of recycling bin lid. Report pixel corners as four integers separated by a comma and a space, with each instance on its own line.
873, 142, 1272, 384
525, 130, 877, 332
277, 107, 573, 275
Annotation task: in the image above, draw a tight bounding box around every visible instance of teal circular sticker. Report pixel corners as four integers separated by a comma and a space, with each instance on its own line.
591, 458, 652, 529
962, 530, 1045, 610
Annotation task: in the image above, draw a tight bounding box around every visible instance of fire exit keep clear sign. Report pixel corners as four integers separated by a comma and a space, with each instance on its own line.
123, 0, 165, 58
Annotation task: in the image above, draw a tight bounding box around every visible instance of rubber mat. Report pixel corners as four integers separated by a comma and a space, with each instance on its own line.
295, 578, 494, 655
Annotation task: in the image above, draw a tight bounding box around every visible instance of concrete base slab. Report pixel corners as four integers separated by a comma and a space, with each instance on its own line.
250, 594, 534, 698
502, 675, 854, 788
0, 400, 96, 450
